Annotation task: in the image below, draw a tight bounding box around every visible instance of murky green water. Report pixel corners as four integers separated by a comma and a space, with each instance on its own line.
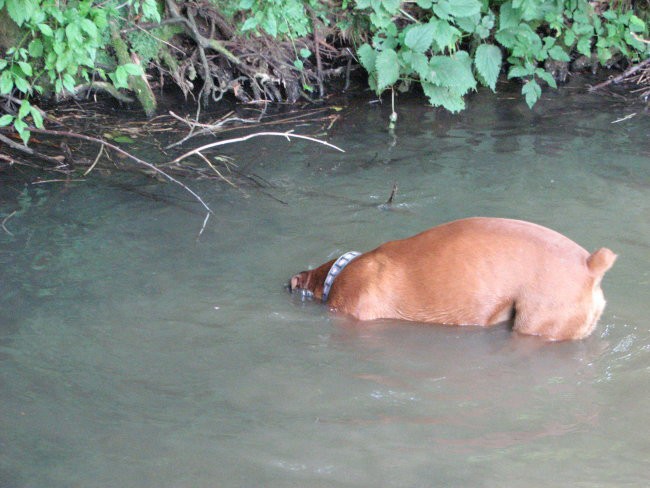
1, 83, 649, 487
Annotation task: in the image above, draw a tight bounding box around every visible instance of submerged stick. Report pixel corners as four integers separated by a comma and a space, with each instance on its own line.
385, 182, 398, 206
1, 210, 16, 236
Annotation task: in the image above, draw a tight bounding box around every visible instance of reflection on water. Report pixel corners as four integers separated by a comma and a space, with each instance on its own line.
1, 82, 649, 487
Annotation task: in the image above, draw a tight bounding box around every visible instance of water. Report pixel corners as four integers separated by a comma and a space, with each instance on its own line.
1, 83, 649, 487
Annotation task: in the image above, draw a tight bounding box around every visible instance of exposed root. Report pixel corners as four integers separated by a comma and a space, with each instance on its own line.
589, 57, 650, 103
156, 1, 349, 105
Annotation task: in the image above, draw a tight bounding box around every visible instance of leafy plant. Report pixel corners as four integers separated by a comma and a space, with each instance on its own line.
354, 0, 649, 110
355, 0, 501, 112
0, 0, 155, 143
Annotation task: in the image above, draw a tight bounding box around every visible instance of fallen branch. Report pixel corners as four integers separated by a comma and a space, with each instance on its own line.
0, 132, 64, 167
27, 127, 213, 215
170, 130, 345, 165
166, 110, 261, 149
589, 57, 650, 92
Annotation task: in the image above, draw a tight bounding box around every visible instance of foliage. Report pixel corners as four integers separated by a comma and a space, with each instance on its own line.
229, 0, 332, 38
0, 0, 648, 147
0, 0, 158, 143
355, 0, 649, 112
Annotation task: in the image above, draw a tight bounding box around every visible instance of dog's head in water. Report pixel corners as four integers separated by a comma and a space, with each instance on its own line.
287, 259, 336, 302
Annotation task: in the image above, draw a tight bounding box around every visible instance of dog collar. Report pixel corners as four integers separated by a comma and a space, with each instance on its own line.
322, 251, 361, 303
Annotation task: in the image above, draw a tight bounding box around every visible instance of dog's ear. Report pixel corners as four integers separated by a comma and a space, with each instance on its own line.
290, 272, 308, 291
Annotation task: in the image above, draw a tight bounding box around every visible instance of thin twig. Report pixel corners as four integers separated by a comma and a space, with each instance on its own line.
197, 212, 210, 240
84, 145, 105, 176
32, 179, 86, 184
0, 132, 64, 166
171, 130, 344, 165
166, 110, 262, 149
589, 58, 650, 92
2, 211, 16, 236
27, 127, 214, 215
195, 151, 237, 187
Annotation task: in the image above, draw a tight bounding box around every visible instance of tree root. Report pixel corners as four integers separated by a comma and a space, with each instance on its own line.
588, 57, 650, 97
110, 21, 157, 117
158, 0, 347, 106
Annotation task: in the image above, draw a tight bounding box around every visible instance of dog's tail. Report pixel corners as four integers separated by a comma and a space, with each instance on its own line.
587, 248, 617, 276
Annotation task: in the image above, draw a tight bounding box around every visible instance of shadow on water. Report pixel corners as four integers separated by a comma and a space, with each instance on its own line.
1, 80, 649, 487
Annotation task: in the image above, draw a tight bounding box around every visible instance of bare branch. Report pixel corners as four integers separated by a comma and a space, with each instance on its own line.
171, 130, 345, 165
27, 127, 214, 215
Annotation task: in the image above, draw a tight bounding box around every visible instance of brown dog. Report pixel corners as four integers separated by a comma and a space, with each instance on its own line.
289, 217, 616, 341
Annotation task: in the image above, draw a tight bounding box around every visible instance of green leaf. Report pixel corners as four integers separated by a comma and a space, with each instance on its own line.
576, 37, 592, 56
293, 59, 304, 70
548, 45, 570, 62
357, 43, 377, 73
499, 1, 521, 30
6, 0, 37, 26
262, 11, 278, 37
429, 51, 476, 95
115, 65, 128, 87
376, 48, 400, 92
405, 51, 430, 80
522, 79, 541, 108
28, 39, 43, 57
536, 69, 557, 89
381, 0, 401, 14
14, 118, 27, 133
0, 114, 14, 127
123, 63, 143, 76
18, 61, 32, 77
597, 47, 612, 65
29, 105, 44, 128
422, 82, 465, 113
446, 0, 481, 18
495, 28, 516, 48
629, 15, 646, 34
18, 127, 30, 145
564, 29, 575, 47
0, 71, 14, 94
65, 23, 83, 45
113, 135, 135, 143
80, 18, 99, 38
0, 59, 6, 70
433, 1, 451, 20
474, 44, 502, 91
507, 64, 532, 78
241, 16, 259, 32
14, 75, 29, 93
404, 23, 435, 53
62, 73, 75, 92
18, 99, 31, 119
431, 19, 461, 50
299, 48, 311, 58
455, 14, 481, 34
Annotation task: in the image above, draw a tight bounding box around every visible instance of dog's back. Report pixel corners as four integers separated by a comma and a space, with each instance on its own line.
325, 218, 616, 340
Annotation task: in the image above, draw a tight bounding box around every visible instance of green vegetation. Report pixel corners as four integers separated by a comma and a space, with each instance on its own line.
354, 0, 648, 111
0, 0, 648, 144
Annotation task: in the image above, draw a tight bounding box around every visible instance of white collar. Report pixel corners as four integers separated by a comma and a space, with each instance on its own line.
322, 251, 361, 303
